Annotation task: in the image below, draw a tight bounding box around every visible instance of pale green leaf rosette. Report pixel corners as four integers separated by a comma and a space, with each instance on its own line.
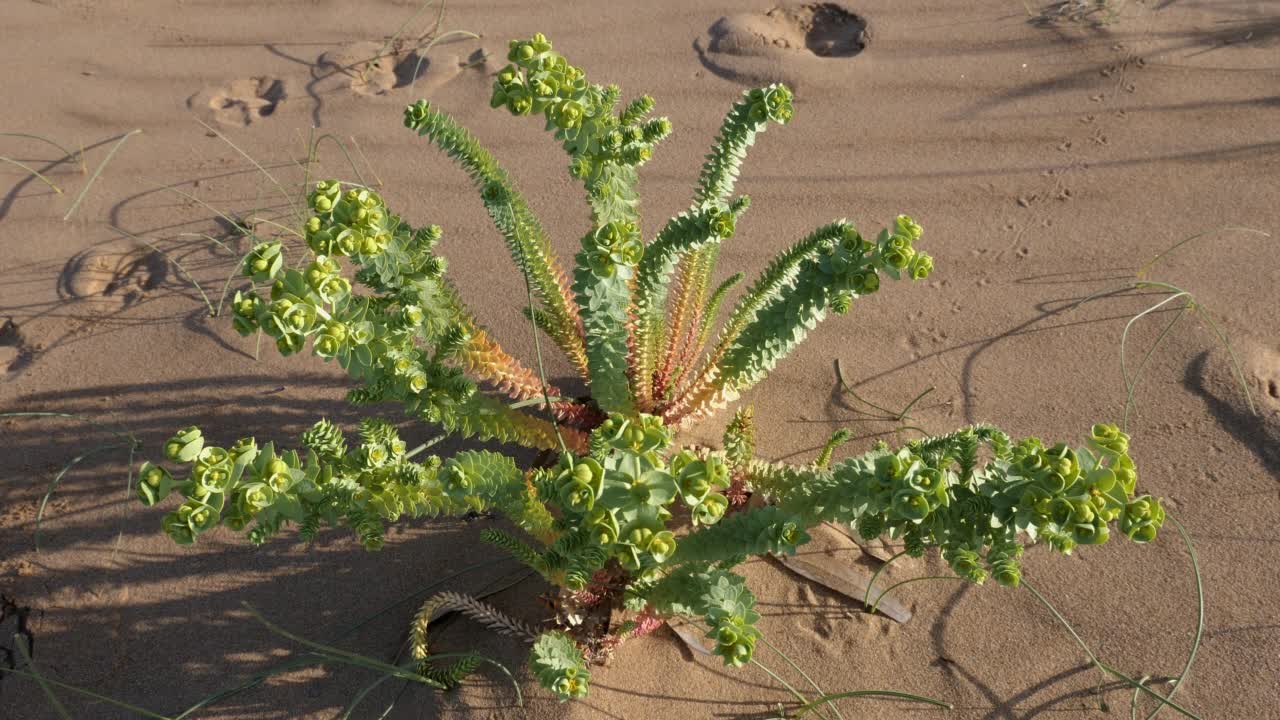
530, 630, 590, 701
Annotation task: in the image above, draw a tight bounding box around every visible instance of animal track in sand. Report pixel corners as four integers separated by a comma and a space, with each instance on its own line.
1248, 346, 1280, 407
194, 77, 286, 127
709, 3, 868, 59
58, 239, 167, 314
0, 317, 33, 379
316, 41, 468, 98
699, 3, 867, 90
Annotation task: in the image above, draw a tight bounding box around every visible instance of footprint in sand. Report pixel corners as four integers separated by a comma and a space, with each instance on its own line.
698, 3, 868, 91
191, 77, 287, 127
316, 41, 470, 98
58, 239, 167, 313
0, 316, 33, 379
1249, 346, 1280, 408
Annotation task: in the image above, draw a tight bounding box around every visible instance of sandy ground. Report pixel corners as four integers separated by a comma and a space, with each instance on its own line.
2, 1, 1278, 718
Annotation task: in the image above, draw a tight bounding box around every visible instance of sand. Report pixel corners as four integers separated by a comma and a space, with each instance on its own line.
2, 1, 1278, 718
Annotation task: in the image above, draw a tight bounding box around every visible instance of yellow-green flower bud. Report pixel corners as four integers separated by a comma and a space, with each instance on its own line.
692, 493, 728, 526
242, 242, 284, 283
137, 462, 174, 505
313, 333, 341, 359
1089, 424, 1130, 455
894, 214, 923, 241
908, 252, 934, 280
164, 427, 204, 463
647, 530, 676, 562
408, 372, 428, 394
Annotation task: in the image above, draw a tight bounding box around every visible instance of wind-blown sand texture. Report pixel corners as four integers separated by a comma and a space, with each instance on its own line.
2, 1, 1278, 718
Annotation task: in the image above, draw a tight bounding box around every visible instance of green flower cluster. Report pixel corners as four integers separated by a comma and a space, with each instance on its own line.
537, 414, 733, 577
996, 424, 1164, 549
879, 214, 933, 281
762, 423, 1163, 588
228, 180, 579, 450
140, 420, 457, 548
491, 33, 671, 187
580, 220, 642, 279
717, 217, 931, 392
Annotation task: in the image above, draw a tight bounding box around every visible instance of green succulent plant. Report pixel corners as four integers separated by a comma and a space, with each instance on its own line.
137, 33, 1164, 702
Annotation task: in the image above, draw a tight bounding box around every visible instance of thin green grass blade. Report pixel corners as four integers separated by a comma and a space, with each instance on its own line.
241, 602, 446, 688
112, 438, 139, 557
176, 232, 243, 316
109, 226, 216, 316
14, 634, 72, 719
1, 666, 173, 720
862, 550, 907, 608
1132, 280, 1258, 416
1193, 306, 1257, 416
1022, 579, 1201, 719
312, 133, 367, 187
751, 657, 830, 720
1143, 515, 1203, 720
350, 136, 384, 187
409, 31, 482, 90
1137, 226, 1270, 279
791, 688, 952, 715
367, 0, 440, 79
869, 576, 960, 616
342, 673, 394, 719
64, 129, 141, 220
195, 119, 298, 223
172, 558, 518, 719
0, 132, 83, 166
0, 157, 63, 193
683, 619, 830, 720
148, 180, 265, 242
508, 201, 568, 453
35, 442, 125, 550
1119, 293, 1189, 431
835, 359, 933, 423
247, 216, 303, 238
757, 633, 843, 720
